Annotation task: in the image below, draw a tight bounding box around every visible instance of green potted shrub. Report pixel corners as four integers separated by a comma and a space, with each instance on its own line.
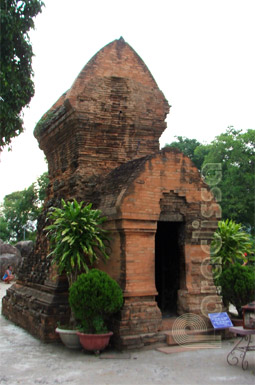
69, 269, 123, 353
210, 219, 253, 323
45, 199, 110, 348
218, 264, 255, 319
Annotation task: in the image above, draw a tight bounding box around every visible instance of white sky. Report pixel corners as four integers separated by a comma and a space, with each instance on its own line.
0, 0, 255, 203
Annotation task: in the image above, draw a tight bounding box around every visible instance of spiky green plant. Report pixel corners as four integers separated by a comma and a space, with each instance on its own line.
211, 219, 252, 270
210, 219, 253, 312
45, 199, 110, 286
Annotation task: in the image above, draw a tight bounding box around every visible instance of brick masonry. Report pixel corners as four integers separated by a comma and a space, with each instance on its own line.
2, 38, 222, 349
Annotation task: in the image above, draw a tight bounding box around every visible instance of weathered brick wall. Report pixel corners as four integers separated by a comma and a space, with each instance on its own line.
30, 36, 171, 298
2, 38, 222, 348
2, 283, 70, 342
35, 38, 169, 203
95, 148, 222, 342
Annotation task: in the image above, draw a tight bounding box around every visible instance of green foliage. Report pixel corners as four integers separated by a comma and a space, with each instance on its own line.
164, 128, 255, 232
218, 264, 255, 317
34, 110, 56, 138
211, 219, 252, 271
211, 219, 253, 315
0, 186, 37, 242
202, 127, 255, 232
193, 144, 211, 170
36, 172, 49, 202
164, 136, 207, 169
69, 269, 123, 334
45, 199, 110, 286
247, 234, 255, 265
0, 216, 9, 240
0, 0, 44, 149
0, 172, 49, 243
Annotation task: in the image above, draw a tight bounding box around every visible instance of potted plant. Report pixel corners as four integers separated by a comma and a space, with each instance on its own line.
211, 219, 251, 274
45, 199, 110, 348
211, 219, 253, 324
69, 268, 123, 353
55, 323, 82, 350
217, 264, 255, 324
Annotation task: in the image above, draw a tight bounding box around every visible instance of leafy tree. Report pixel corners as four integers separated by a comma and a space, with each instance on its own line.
202, 127, 255, 232
0, 172, 49, 242
36, 171, 49, 202
164, 136, 208, 169
0, 216, 9, 240
193, 144, 211, 170
0, 186, 38, 242
0, 0, 44, 149
165, 128, 255, 231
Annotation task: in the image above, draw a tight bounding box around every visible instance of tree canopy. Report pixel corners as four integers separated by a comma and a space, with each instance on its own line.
164, 127, 255, 233
202, 127, 255, 231
0, 0, 44, 149
0, 172, 49, 242
164, 136, 206, 170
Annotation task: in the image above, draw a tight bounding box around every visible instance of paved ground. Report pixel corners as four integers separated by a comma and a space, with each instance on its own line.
0, 282, 254, 385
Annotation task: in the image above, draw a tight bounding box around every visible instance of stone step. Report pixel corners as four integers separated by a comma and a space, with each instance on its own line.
164, 328, 219, 346
157, 341, 221, 354
158, 317, 178, 331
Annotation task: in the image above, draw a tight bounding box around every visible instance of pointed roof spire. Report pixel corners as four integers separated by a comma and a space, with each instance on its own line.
65, 38, 159, 106
40, 38, 170, 129
35, 38, 170, 169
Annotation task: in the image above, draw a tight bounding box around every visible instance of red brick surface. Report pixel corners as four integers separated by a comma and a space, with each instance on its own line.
2, 38, 222, 349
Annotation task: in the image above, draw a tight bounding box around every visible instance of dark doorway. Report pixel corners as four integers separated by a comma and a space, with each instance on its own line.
155, 221, 183, 316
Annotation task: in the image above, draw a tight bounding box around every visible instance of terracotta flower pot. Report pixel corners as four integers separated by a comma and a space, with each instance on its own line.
77, 331, 113, 352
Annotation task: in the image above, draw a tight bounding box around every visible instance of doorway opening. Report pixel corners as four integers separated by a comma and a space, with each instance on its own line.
155, 221, 184, 316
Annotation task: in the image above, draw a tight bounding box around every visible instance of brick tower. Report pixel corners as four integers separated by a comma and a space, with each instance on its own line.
34, 37, 170, 202
2, 38, 222, 349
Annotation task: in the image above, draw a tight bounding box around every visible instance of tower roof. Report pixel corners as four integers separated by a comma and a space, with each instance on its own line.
70, 37, 157, 95
49, 37, 165, 111
35, 38, 170, 170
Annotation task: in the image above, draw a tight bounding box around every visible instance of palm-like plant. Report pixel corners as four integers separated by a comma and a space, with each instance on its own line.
45, 199, 110, 287
211, 219, 252, 270
211, 219, 253, 312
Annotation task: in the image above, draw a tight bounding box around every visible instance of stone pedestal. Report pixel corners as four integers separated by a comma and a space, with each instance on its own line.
2, 281, 69, 342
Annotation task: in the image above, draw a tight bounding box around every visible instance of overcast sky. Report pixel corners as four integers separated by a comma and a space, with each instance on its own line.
0, 0, 254, 203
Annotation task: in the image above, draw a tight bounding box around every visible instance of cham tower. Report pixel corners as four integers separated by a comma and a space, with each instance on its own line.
2, 38, 222, 349
34, 36, 170, 202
